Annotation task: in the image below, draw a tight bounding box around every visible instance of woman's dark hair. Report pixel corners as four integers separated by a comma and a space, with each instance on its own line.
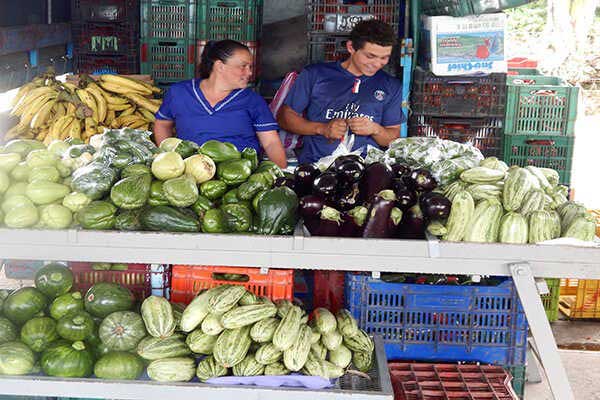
197, 40, 250, 79
350, 19, 396, 51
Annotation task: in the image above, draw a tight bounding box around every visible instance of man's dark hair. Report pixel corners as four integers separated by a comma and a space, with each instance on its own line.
350, 19, 396, 51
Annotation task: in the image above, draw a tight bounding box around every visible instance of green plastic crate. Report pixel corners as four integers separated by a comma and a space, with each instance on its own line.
140, 38, 196, 84
421, 0, 533, 17
509, 68, 540, 76
197, 0, 263, 41
141, 0, 198, 40
503, 135, 574, 186
542, 278, 560, 322
505, 75, 579, 137
507, 365, 526, 399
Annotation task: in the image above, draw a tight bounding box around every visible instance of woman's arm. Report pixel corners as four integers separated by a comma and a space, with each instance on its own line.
257, 130, 287, 169
153, 119, 175, 146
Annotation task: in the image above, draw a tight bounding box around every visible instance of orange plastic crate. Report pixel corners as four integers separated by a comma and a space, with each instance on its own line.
170, 265, 294, 304
559, 279, 600, 319
69, 262, 169, 300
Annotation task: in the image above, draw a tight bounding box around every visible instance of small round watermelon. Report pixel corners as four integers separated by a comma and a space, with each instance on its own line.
84, 283, 134, 318
34, 263, 73, 299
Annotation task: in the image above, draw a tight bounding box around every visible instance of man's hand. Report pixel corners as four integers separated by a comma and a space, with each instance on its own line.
347, 117, 382, 136
320, 118, 348, 141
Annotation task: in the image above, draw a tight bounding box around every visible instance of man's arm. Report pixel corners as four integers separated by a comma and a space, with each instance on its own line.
371, 124, 400, 147
347, 117, 400, 147
277, 105, 347, 140
152, 119, 175, 146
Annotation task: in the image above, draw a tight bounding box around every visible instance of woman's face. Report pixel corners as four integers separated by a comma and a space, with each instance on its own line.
216, 49, 253, 89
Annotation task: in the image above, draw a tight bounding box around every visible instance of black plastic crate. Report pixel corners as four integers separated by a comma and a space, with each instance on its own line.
307, 0, 401, 35
411, 67, 507, 118
74, 53, 139, 75
72, 22, 139, 56
71, 0, 139, 23
409, 114, 503, 157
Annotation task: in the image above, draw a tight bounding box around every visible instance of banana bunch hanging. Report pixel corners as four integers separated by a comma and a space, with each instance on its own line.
5, 71, 162, 144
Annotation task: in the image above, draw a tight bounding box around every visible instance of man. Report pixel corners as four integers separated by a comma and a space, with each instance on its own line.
277, 19, 404, 164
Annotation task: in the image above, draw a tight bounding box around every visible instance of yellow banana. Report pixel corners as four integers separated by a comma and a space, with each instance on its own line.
11, 86, 57, 116
138, 108, 156, 122
76, 89, 98, 121
107, 102, 133, 111
123, 92, 160, 113
83, 117, 96, 140
111, 114, 145, 128
97, 125, 107, 134
19, 93, 58, 129
98, 75, 153, 96
126, 118, 149, 129
4, 124, 26, 140
51, 102, 67, 119
68, 118, 82, 140
10, 81, 38, 107
31, 99, 58, 129
85, 83, 108, 123
49, 116, 74, 140
35, 127, 49, 142
101, 90, 130, 105
119, 106, 136, 117
62, 81, 79, 94
66, 102, 77, 114
105, 109, 116, 125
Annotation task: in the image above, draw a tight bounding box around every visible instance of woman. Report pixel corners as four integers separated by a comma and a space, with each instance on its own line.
153, 40, 287, 168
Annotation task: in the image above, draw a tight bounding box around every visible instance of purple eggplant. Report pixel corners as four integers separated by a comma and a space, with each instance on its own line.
299, 195, 325, 220
362, 190, 397, 238
393, 179, 418, 211
312, 172, 339, 199
335, 159, 365, 185
405, 169, 438, 192
314, 206, 343, 236
332, 154, 364, 170
304, 216, 320, 236
391, 163, 411, 180
274, 176, 296, 191
340, 206, 368, 237
397, 204, 426, 239
294, 164, 320, 196
419, 192, 451, 220
337, 183, 362, 211
359, 162, 393, 203
388, 207, 404, 236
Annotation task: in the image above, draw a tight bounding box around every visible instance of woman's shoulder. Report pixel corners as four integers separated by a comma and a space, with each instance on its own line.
163, 79, 196, 94
241, 88, 269, 105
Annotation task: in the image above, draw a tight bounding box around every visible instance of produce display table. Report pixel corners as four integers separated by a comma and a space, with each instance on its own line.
2, 228, 598, 400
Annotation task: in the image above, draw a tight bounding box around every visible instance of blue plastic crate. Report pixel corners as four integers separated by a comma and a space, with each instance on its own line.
345, 274, 528, 365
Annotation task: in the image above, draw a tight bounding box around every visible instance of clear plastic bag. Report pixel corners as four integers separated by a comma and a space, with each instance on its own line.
315, 134, 364, 171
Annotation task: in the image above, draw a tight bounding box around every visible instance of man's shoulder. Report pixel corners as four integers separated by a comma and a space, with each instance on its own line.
302, 61, 341, 76
373, 70, 402, 91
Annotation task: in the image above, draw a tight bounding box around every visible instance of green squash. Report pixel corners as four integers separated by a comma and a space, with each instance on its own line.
94, 351, 145, 380
99, 311, 146, 351
76, 200, 117, 230
49, 291, 84, 320
41, 340, 94, 377
110, 173, 151, 210
163, 175, 199, 208
120, 164, 151, 179
84, 283, 134, 318
0, 317, 18, 344
0, 341, 35, 375
56, 311, 95, 342
34, 262, 73, 298
20, 317, 59, 352
114, 209, 143, 231
3, 287, 48, 325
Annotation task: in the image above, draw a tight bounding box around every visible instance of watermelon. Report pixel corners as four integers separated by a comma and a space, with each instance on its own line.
99, 311, 146, 351
34, 263, 73, 298
49, 291, 84, 320
3, 287, 48, 325
0, 341, 35, 375
0, 317, 17, 344
41, 340, 94, 377
84, 283, 134, 318
94, 351, 145, 380
20, 317, 59, 352
56, 311, 95, 342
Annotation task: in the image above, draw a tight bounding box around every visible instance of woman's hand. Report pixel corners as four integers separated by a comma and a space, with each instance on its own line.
257, 130, 287, 169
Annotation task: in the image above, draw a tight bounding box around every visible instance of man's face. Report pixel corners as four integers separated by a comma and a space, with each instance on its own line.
347, 41, 392, 76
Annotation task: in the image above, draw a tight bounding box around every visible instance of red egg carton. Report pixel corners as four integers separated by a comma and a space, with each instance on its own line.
170, 265, 294, 304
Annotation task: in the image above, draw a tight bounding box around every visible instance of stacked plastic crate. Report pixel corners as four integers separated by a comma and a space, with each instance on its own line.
140, 0, 263, 87
71, 0, 140, 74
195, 0, 264, 84
305, 0, 402, 75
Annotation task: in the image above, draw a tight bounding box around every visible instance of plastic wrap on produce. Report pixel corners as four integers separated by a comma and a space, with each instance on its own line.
70, 161, 118, 200
205, 374, 334, 389
93, 128, 158, 167
315, 134, 363, 171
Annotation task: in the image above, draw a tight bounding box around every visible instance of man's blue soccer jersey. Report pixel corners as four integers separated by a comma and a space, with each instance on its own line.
284, 61, 404, 164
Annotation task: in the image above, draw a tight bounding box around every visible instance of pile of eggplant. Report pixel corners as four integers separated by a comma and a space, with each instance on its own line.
287, 155, 452, 239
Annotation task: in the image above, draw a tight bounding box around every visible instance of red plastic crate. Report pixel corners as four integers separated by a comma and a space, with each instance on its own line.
313, 270, 345, 314
74, 53, 139, 74
196, 40, 260, 82
69, 262, 169, 300
507, 57, 538, 69
389, 362, 519, 400
72, 22, 139, 56
170, 265, 294, 304
71, 0, 139, 23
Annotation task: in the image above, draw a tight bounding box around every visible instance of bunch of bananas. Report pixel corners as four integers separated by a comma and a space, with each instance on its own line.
6, 72, 162, 145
